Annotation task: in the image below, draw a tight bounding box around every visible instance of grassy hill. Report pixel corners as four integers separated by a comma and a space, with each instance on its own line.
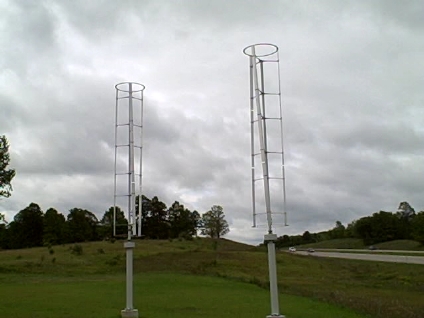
296, 238, 424, 251
1, 238, 424, 318
296, 238, 365, 249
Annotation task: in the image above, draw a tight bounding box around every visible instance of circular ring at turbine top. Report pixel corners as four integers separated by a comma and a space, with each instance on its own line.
243, 43, 278, 57
115, 82, 145, 93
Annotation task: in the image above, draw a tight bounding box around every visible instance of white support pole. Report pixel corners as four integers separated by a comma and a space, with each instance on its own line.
121, 241, 138, 318
265, 234, 284, 318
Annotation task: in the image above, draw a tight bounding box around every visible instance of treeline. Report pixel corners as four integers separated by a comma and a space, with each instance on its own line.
276, 201, 424, 248
0, 195, 228, 250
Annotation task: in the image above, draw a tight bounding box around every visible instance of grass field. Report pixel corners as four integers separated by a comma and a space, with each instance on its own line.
297, 238, 365, 249
0, 273, 368, 318
297, 238, 424, 251
1, 238, 423, 318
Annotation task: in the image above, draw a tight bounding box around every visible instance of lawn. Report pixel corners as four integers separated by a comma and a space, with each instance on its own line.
0, 273, 369, 318
1, 238, 423, 318
296, 238, 424, 251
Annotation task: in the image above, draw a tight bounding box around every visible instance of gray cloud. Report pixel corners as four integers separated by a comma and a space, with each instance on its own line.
1, 0, 424, 244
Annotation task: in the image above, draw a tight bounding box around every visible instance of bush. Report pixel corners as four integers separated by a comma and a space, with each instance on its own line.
70, 244, 83, 255
105, 254, 122, 266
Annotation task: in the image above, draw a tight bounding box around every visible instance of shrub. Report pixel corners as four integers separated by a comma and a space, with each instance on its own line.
70, 244, 83, 255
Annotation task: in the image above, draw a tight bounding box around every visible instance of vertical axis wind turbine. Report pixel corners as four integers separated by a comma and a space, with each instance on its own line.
243, 43, 287, 318
114, 82, 145, 318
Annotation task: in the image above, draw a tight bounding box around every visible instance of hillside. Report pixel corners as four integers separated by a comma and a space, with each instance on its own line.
1, 238, 424, 318
295, 238, 424, 251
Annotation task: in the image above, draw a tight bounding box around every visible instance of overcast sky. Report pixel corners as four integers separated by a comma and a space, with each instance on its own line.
1, 0, 424, 244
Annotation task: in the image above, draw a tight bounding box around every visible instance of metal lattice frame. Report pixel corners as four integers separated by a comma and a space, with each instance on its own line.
244, 43, 286, 318
114, 82, 144, 238
114, 82, 145, 318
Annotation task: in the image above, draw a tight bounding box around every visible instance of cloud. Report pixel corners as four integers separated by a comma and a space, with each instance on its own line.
1, 0, 424, 244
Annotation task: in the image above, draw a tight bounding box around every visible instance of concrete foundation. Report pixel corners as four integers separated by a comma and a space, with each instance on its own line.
121, 309, 139, 318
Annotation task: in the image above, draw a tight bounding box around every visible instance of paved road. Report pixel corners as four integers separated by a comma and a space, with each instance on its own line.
296, 251, 424, 265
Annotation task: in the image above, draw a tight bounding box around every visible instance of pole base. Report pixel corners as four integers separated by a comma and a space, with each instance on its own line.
121, 309, 139, 318
266, 315, 285, 318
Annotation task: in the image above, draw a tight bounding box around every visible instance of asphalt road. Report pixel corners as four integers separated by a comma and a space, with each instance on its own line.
296, 251, 424, 265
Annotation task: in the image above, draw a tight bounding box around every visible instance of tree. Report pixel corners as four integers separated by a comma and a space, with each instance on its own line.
411, 211, 424, 245
397, 201, 415, 220
0, 213, 8, 225
200, 205, 229, 239
99, 206, 128, 238
395, 201, 415, 239
137, 196, 169, 239
329, 221, 346, 239
353, 211, 403, 245
43, 208, 67, 245
302, 231, 313, 244
0, 219, 9, 249
275, 234, 291, 248
353, 216, 373, 244
0, 135, 16, 198
67, 208, 99, 242
168, 201, 200, 239
9, 203, 44, 249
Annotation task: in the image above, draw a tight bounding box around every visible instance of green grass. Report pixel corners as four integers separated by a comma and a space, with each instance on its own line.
374, 240, 424, 251
1, 238, 424, 318
297, 238, 424, 251
297, 238, 365, 249
0, 273, 368, 318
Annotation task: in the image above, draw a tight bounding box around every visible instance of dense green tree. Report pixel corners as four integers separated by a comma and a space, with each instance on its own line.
0, 223, 8, 249
397, 201, 415, 220
275, 234, 292, 248
329, 221, 346, 239
411, 211, 424, 245
43, 208, 67, 245
302, 230, 313, 243
135, 195, 149, 236
200, 205, 229, 239
0, 213, 7, 224
275, 201, 421, 247
168, 201, 200, 239
67, 208, 98, 242
99, 206, 128, 238
394, 202, 414, 239
345, 221, 356, 238
354, 211, 403, 245
9, 203, 44, 248
138, 196, 169, 239
0, 135, 16, 198
148, 196, 169, 239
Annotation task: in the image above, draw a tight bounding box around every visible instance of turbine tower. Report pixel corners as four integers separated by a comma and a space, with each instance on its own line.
243, 43, 287, 318
114, 82, 145, 318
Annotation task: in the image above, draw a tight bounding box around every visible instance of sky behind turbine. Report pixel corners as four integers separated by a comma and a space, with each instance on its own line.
1, 0, 424, 244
